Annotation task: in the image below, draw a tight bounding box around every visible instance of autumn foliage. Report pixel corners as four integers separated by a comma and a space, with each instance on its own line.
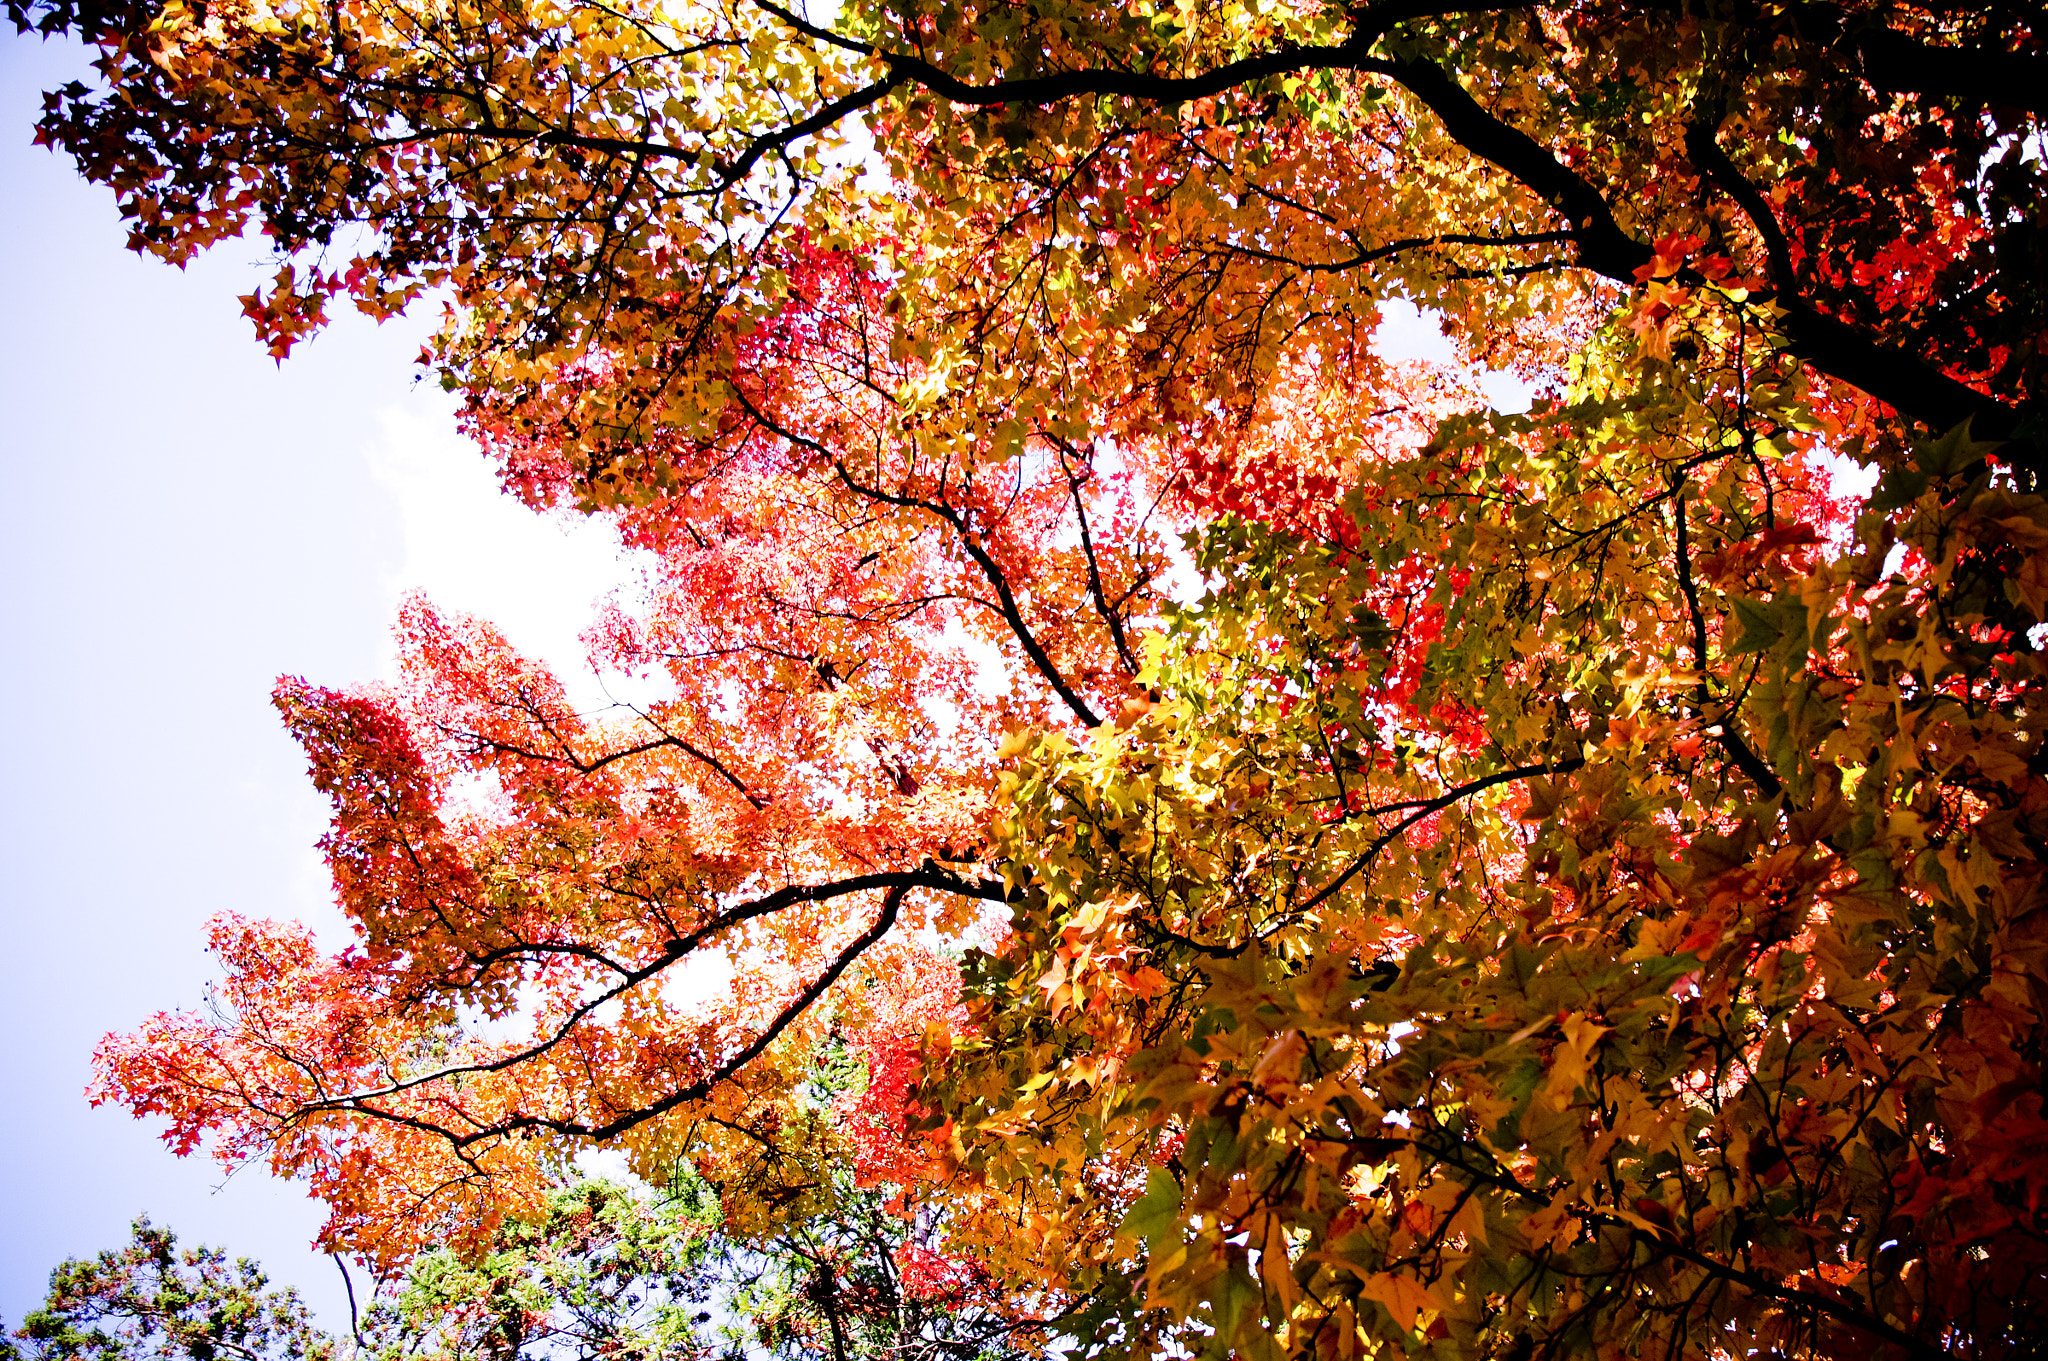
16, 0, 2048, 1355
5, 1180, 1027, 1361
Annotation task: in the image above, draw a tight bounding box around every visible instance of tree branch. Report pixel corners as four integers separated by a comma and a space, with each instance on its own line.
715, 384, 1107, 728
1778, 1, 2048, 115
1683, 96, 1794, 292
298, 865, 1001, 1132
830, 459, 1107, 728
1651, 1235, 1946, 1361
1671, 477, 1783, 797
1054, 437, 1144, 679
1300, 757, 1588, 913
1382, 51, 2031, 459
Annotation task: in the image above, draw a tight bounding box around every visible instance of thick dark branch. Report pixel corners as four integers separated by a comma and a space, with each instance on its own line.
457, 726, 767, 808
757, 0, 1525, 109
1382, 55, 1653, 284
830, 459, 1107, 728
1055, 437, 1144, 678
1779, 1, 2048, 115
888, 42, 1376, 108
299, 865, 1001, 1122
1773, 304, 2026, 449
1299, 757, 1588, 914
538, 880, 916, 1144
1651, 1235, 1946, 1361
1683, 98, 1794, 291
709, 69, 912, 191
1684, 79, 2022, 444
1671, 479, 1783, 798
1384, 52, 2031, 457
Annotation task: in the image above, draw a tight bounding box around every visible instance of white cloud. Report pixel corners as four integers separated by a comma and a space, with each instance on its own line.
1373, 297, 1537, 413
366, 404, 650, 708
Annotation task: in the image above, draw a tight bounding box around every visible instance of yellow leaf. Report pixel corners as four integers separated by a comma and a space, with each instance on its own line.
1354, 1271, 1434, 1334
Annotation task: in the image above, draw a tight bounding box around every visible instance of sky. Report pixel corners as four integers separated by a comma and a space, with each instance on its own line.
0, 33, 632, 1331
0, 28, 1535, 1335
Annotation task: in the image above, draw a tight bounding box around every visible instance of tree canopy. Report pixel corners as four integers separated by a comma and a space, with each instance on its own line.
14, 0, 2048, 1356
5, 1179, 1029, 1361
4, 1219, 332, 1361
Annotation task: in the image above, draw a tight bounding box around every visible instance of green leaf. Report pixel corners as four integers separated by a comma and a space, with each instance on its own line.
1120, 1167, 1183, 1251
1728, 596, 1785, 654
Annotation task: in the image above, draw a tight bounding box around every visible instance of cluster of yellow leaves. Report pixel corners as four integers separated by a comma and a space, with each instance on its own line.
924, 409, 2048, 1355
36, 0, 2048, 1353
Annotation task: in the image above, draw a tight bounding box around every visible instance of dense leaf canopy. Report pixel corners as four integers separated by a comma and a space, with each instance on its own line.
15, 0, 2048, 1356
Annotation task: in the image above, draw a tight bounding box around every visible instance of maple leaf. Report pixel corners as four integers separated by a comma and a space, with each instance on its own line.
36, 0, 2048, 1354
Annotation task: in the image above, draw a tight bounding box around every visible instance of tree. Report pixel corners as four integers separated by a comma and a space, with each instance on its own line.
701, 1155, 1039, 1361
6, 1179, 1030, 1361
377, 1172, 1034, 1361
14, 0, 2047, 1355
5, 1219, 332, 1361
